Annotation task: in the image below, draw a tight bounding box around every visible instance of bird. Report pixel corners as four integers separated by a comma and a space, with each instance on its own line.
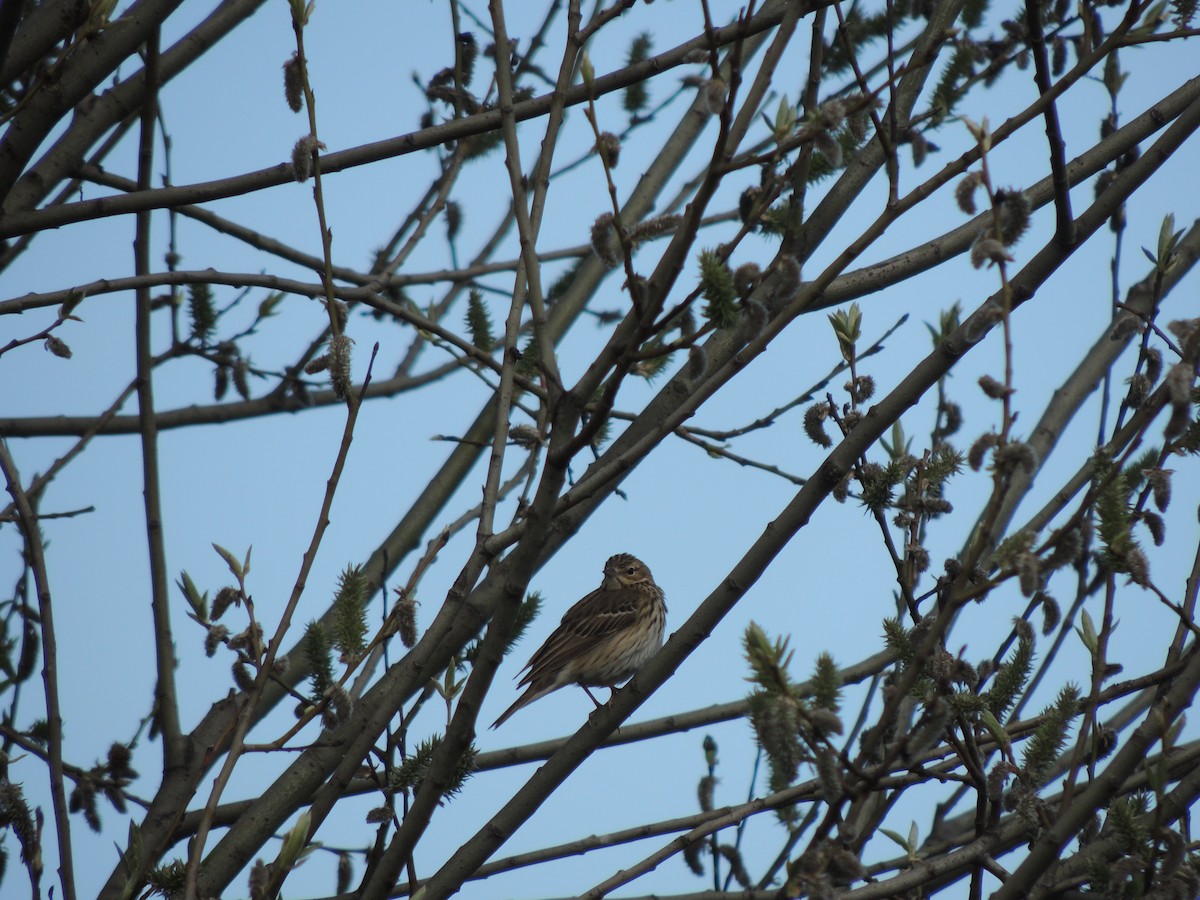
491, 553, 667, 729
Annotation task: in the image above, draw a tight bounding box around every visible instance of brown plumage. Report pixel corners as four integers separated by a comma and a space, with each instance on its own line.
491, 553, 667, 729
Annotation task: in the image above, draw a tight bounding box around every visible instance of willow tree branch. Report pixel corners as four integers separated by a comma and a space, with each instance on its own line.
0, 440, 77, 900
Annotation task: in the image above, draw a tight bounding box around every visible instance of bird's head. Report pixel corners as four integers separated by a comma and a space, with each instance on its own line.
603, 553, 653, 588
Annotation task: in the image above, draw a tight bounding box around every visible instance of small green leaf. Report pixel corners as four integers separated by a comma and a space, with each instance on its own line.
979, 709, 1012, 760
177, 571, 208, 620
828, 303, 862, 364
258, 291, 284, 320
212, 543, 243, 581
880, 827, 913, 854
1077, 609, 1098, 657
580, 51, 595, 89
773, 95, 796, 140
278, 810, 311, 869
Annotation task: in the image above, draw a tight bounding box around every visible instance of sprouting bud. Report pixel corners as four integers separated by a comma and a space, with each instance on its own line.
456, 31, 477, 84
1166, 318, 1200, 352
819, 98, 846, 130
832, 473, 850, 502
1051, 36, 1067, 75
1146, 467, 1172, 512
205, 625, 229, 657
848, 375, 875, 404
716, 845, 751, 888
304, 355, 330, 375
762, 255, 801, 305
1141, 510, 1165, 546
908, 544, 930, 573
814, 746, 842, 805
44, 336, 72, 358
232, 360, 250, 400
579, 51, 595, 90
207, 588, 237, 624
1093, 726, 1119, 760
232, 661, 255, 692
846, 105, 869, 143
937, 402, 963, 439
229, 622, 264, 656
955, 172, 983, 214
1125, 547, 1150, 586
0, 780, 36, 869
698, 774, 716, 811
365, 806, 391, 824
330, 299, 348, 333
813, 129, 843, 167
71, 777, 100, 835
283, 54, 304, 112
291, 135, 319, 182
596, 131, 621, 168
699, 250, 738, 329
968, 432, 999, 471
733, 262, 761, 299
978, 374, 1014, 399
678, 308, 697, 337
951, 657, 978, 688
986, 763, 1010, 804
808, 707, 843, 738
628, 214, 681, 246
508, 424, 543, 449
827, 847, 867, 881
971, 236, 1014, 269
394, 593, 418, 648
1144, 347, 1163, 385
445, 201, 462, 241
1015, 553, 1040, 598
994, 441, 1038, 476
908, 696, 953, 756
1124, 372, 1150, 408
1164, 361, 1193, 406
996, 189, 1032, 246
701, 78, 727, 115
1039, 594, 1060, 635
590, 213, 619, 268
739, 186, 763, 227
324, 684, 353, 726
329, 334, 353, 401
804, 403, 833, 448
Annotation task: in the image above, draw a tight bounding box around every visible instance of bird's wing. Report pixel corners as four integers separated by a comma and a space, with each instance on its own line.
517, 586, 643, 686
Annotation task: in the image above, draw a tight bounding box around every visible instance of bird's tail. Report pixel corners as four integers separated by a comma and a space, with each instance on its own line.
490, 683, 544, 729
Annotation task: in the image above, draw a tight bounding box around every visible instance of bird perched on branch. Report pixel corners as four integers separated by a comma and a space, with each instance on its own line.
491, 553, 667, 729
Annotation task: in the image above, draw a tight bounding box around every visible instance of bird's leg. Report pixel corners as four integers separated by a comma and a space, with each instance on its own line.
583, 686, 624, 735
